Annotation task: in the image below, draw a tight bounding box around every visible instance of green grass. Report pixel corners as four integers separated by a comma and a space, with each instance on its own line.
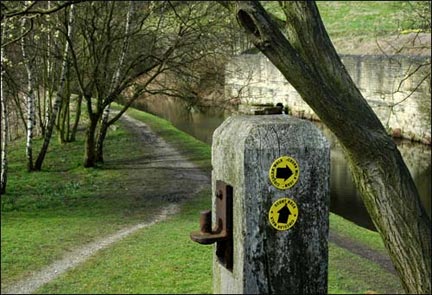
37, 189, 213, 294
328, 242, 402, 294
330, 213, 386, 254
33, 193, 402, 294
36, 191, 401, 295
1, 122, 167, 289
317, 1, 410, 38
2, 106, 402, 294
263, 1, 428, 38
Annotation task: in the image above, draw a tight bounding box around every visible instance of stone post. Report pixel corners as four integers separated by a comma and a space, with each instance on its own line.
212, 115, 330, 294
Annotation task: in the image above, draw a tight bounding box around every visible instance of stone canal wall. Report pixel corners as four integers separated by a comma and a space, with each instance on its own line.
225, 53, 431, 144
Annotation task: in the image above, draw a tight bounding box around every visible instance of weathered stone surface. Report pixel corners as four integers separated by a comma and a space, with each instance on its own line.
212, 115, 330, 294
226, 54, 431, 144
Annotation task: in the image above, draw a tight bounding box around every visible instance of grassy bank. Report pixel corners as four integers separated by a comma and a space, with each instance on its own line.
2, 107, 402, 293
265, 1, 425, 37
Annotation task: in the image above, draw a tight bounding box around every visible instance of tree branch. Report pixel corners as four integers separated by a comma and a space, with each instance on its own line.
2, 1, 85, 20
1, 18, 34, 48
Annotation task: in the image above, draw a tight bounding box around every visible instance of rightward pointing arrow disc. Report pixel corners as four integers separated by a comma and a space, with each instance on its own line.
269, 156, 300, 189
276, 165, 293, 180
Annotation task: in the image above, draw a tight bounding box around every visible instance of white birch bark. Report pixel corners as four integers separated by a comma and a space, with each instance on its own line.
44, 0, 52, 129
35, 4, 74, 170
101, 1, 134, 125
96, 1, 134, 162
0, 83, 7, 194
1, 21, 8, 193
21, 18, 35, 171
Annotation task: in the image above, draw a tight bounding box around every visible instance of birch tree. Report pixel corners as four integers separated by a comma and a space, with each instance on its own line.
34, 4, 74, 171
95, 1, 134, 163
1, 20, 9, 194
225, 1, 431, 293
20, 18, 36, 172
41, 0, 54, 137
0, 72, 7, 194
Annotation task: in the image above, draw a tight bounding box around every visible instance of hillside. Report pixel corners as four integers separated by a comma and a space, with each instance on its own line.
320, 1, 431, 56
263, 1, 431, 56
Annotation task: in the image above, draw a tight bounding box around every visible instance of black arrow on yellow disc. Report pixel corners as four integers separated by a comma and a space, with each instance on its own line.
276, 165, 293, 180
277, 204, 291, 224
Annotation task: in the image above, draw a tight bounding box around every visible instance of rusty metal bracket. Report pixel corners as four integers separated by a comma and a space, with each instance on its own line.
190, 180, 233, 271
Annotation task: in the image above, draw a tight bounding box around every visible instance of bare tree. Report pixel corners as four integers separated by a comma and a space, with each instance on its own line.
34, 4, 75, 171
20, 18, 36, 171
373, 2, 431, 138
140, 2, 246, 112
66, 1, 182, 167
95, 1, 134, 163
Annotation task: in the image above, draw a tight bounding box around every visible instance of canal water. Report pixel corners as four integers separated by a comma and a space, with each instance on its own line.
132, 97, 431, 231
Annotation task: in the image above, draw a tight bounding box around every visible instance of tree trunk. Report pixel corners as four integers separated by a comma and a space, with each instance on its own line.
70, 94, 82, 142
95, 119, 108, 163
232, 1, 431, 293
1, 40, 8, 194
44, 1, 53, 133
58, 78, 72, 144
34, 4, 74, 171
36, 88, 45, 137
21, 19, 35, 172
96, 1, 134, 163
0, 94, 7, 195
84, 115, 98, 168
58, 93, 69, 144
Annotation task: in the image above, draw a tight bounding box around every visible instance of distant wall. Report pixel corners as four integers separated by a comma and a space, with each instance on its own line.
225, 54, 431, 144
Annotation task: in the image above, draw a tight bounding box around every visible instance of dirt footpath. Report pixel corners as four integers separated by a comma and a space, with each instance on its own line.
2, 114, 210, 294
105, 114, 211, 203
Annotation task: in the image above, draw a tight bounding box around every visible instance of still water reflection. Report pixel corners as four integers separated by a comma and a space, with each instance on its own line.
132, 97, 431, 231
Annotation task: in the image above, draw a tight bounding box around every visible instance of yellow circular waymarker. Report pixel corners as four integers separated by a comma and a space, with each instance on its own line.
268, 197, 299, 231
269, 156, 299, 189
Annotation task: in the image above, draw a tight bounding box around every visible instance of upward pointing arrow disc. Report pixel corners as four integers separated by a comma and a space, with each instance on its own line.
269, 197, 299, 230
277, 204, 291, 224
276, 165, 293, 180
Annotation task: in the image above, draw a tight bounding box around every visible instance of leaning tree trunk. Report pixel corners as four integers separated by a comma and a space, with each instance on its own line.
232, 1, 430, 293
35, 4, 75, 171
96, 1, 134, 163
21, 19, 36, 172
